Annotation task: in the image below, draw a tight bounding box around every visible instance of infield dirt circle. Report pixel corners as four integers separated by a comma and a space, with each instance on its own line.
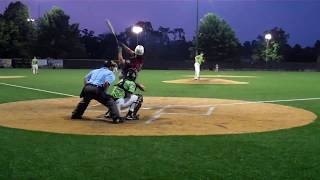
0, 97, 316, 136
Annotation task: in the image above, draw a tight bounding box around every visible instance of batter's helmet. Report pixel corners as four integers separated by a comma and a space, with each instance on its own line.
135, 45, 144, 56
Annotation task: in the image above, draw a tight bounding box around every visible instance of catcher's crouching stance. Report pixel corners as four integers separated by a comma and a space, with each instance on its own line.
106, 68, 144, 120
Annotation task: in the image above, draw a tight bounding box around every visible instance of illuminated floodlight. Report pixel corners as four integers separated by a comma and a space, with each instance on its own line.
265, 33, 272, 40
132, 26, 143, 45
27, 18, 35, 22
132, 26, 143, 34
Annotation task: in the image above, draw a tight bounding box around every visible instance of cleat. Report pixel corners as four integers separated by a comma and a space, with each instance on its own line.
126, 114, 139, 120
71, 115, 82, 119
113, 117, 125, 124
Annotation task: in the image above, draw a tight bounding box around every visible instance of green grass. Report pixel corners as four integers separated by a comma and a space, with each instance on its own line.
0, 68, 320, 179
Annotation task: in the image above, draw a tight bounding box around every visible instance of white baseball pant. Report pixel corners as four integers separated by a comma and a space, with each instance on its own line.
32, 64, 38, 75
194, 62, 200, 79
115, 94, 139, 114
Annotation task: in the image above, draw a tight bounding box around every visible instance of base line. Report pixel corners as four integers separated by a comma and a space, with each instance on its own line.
145, 105, 171, 124
215, 97, 320, 107
0, 82, 77, 97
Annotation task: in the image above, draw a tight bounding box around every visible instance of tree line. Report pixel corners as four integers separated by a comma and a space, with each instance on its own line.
0, 1, 319, 64
0, 1, 191, 61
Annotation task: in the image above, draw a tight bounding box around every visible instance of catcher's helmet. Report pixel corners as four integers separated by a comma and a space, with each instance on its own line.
125, 68, 137, 81
134, 45, 144, 56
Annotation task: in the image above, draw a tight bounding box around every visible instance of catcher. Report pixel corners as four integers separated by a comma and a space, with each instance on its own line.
106, 68, 145, 120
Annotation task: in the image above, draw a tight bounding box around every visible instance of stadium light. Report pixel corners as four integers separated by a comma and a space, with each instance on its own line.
196, 0, 199, 55
132, 26, 143, 45
265, 33, 272, 62
27, 18, 35, 22
265, 33, 272, 41
132, 26, 143, 34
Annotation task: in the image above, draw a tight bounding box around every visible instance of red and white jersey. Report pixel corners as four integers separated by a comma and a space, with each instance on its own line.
123, 55, 144, 73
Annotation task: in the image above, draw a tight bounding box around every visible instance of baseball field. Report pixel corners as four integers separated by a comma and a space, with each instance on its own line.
0, 68, 320, 179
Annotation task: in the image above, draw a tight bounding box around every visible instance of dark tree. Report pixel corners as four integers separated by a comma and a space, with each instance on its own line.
241, 41, 253, 61
0, 1, 35, 58
80, 29, 100, 58
158, 26, 170, 45
198, 13, 240, 63
36, 7, 86, 58
118, 21, 191, 62
255, 27, 290, 62
314, 40, 320, 62
95, 33, 118, 59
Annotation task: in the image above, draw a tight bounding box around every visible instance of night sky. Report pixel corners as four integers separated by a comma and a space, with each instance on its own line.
1, 0, 319, 46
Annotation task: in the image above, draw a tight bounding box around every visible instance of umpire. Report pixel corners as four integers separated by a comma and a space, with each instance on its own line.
71, 60, 124, 123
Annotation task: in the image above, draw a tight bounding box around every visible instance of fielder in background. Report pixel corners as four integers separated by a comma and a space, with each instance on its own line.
194, 52, 205, 80
107, 68, 145, 121
71, 60, 124, 123
118, 43, 144, 78
31, 56, 38, 75
215, 64, 219, 72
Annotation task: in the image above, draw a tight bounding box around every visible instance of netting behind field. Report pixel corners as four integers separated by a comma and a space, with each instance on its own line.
1, 58, 319, 71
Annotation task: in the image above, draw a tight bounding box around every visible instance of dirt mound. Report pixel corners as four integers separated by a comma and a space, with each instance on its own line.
185, 75, 257, 78
163, 78, 248, 84
0, 76, 25, 79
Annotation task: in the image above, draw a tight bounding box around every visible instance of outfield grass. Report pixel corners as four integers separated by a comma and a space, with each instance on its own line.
0, 68, 320, 179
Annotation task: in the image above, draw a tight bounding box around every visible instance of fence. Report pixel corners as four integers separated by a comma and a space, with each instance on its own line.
1, 58, 319, 71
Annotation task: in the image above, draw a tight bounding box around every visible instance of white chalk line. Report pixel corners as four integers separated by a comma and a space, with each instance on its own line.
145, 105, 215, 124
214, 97, 320, 107
0, 82, 77, 97
2, 82, 319, 105
144, 97, 320, 124
145, 105, 171, 124
206, 106, 215, 116
89, 105, 215, 117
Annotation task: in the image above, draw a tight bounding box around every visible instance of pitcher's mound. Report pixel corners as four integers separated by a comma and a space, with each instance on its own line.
185, 75, 257, 78
0, 97, 316, 136
0, 76, 25, 79
163, 78, 248, 84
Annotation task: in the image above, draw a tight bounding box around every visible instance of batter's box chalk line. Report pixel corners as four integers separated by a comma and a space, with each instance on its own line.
145, 105, 215, 124
89, 104, 216, 124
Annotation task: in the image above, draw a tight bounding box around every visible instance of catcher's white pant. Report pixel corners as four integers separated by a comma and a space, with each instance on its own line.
115, 94, 138, 114
32, 64, 38, 74
194, 62, 200, 79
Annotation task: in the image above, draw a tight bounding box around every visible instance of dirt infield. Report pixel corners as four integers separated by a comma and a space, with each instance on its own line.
0, 97, 316, 136
163, 78, 248, 84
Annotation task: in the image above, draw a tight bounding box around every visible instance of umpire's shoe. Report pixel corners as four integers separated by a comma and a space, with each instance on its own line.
71, 115, 82, 119
104, 111, 111, 119
113, 117, 125, 124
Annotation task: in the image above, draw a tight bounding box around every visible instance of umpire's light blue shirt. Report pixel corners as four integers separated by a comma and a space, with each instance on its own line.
86, 67, 115, 87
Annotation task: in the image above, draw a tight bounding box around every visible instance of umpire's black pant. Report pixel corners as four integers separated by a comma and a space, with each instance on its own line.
72, 84, 120, 119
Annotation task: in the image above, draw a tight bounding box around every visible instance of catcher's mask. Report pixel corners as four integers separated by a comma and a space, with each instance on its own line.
125, 68, 137, 81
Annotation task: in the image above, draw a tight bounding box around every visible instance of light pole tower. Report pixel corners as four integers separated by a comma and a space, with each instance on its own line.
195, 0, 199, 55
132, 26, 143, 46
265, 33, 272, 62
27, 18, 35, 22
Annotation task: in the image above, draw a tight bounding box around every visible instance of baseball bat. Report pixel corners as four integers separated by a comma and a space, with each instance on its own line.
106, 19, 119, 45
